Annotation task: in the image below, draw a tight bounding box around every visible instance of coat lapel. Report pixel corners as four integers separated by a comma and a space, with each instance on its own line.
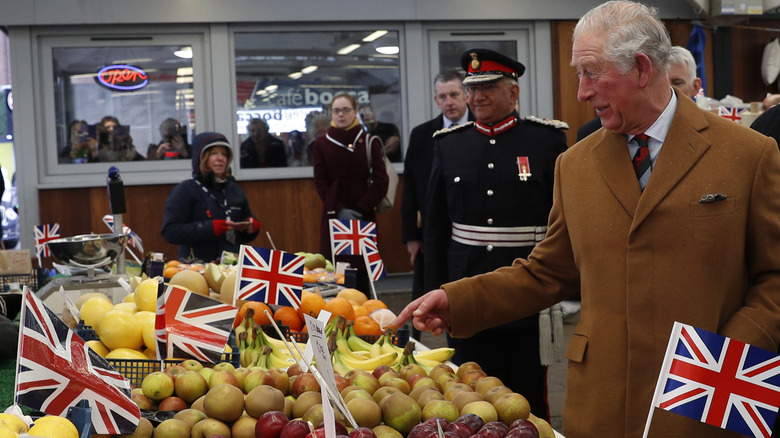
591, 130, 642, 218
589, 90, 711, 226
633, 94, 710, 227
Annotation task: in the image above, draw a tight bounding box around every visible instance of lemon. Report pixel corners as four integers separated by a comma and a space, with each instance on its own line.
134, 278, 159, 312
29, 416, 79, 438
134, 310, 156, 326
79, 297, 114, 329
105, 348, 148, 360
143, 348, 157, 359
75, 292, 111, 311
122, 292, 135, 303
85, 340, 110, 358
142, 317, 157, 351
111, 302, 139, 314
97, 309, 143, 351
0, 413, 28, 434
0, 426, 17, 438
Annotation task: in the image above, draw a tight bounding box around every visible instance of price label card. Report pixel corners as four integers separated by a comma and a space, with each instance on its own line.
303, 313, 336, 438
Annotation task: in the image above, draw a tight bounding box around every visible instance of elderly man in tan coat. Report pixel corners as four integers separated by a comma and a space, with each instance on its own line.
393, 1, 780, 437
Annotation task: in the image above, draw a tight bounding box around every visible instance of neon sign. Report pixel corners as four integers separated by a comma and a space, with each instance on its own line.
96, 64, 148, 91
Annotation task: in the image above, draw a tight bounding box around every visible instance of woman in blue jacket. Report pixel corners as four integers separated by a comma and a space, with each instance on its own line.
162, 132, 260, 262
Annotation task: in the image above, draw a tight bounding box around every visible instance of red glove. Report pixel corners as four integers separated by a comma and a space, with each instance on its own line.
247, 217, 260, 234
212, 219, 229, 236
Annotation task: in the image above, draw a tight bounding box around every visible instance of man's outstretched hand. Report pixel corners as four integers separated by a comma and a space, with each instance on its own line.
392, 289, 451, 337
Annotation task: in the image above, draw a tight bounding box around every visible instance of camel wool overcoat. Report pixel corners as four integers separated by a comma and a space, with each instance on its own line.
443, 90, 780, 437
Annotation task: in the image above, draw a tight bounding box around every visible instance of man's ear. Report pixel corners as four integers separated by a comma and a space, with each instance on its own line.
635, 53, 653, 88
692, 77, 702, 98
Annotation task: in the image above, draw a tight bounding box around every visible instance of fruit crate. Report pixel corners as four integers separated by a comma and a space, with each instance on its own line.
75, 322, 240, 387
287, 325, 410, 347
0, 269, 41, 292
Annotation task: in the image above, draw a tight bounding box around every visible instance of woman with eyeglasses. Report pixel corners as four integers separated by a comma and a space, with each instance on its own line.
312, 93, 389, 283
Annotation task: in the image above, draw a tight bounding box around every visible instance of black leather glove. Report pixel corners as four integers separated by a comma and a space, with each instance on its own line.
337, 208, 363, 220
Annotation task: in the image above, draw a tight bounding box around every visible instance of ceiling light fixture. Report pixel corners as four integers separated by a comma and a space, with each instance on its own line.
174, 47, 193, 59
288, 72, 304, 79
362, 30, 388, 42
376, 46, 399, 55
337, 44, 361, 55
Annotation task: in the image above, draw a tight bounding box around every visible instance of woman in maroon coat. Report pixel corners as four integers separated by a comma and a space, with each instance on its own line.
313, 93, 389, 264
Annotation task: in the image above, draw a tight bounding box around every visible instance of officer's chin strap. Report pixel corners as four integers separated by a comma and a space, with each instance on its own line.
539, 303, 565, 366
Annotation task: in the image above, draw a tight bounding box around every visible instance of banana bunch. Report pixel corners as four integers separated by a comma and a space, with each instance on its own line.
234, 308, 305, 369
331, 325, 397, 374
328, 317, 456, 375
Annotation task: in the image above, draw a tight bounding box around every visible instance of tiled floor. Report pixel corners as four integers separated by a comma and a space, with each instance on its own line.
377, 274, 574, 433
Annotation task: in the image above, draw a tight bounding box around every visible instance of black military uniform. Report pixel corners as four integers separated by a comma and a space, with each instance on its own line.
424, 49, 568, 420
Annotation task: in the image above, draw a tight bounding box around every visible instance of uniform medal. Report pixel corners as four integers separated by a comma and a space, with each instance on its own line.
517, 156, 531, 181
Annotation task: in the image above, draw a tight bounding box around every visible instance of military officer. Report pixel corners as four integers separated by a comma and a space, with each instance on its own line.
424, 48, 568, 420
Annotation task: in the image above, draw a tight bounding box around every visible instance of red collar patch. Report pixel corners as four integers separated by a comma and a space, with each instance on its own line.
474, 115, 518, 136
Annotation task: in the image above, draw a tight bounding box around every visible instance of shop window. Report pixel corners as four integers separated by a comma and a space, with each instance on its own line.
51, 45, 196, 164
233, 29, 403, 167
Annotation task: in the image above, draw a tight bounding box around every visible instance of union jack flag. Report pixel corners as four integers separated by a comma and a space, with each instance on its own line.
15, 288, 139, 434
102, 214, 144, 254
234, 246, 304, 309
34, 223, 60, 259
154, 279, 167, 361
157, 286, 237, 363
329, 219, 377, 256
361, 238, 386, 281
718, 106, 748, 123
649, 322, 780, 437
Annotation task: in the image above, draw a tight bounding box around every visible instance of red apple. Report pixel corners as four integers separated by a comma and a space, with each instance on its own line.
372, 365, 398, 380
256, 410, 290, 438
290, 372, 320, 398
444, 422, 473, 438
158, 396, 187, 412
333, 374, 350, 393
287, 363, 303, 378
348, 427, 377, 438
280, 419, 310, 438
131, 391, 153, 410
453, 413, 484, 434
164, 364, 187, 381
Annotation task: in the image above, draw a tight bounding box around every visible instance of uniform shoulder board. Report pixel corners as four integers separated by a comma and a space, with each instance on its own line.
433, 121, 474, 138
525, 115, 569, 130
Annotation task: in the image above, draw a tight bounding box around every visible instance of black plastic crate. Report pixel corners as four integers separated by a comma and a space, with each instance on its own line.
0, 270, 39, 292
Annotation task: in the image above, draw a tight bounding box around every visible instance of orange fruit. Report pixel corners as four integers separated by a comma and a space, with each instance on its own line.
165, 260, 181, 269
352, 304, 369, 319
299, 291, 326, 319
353, 315, 382, 336
163, 266, 180, 279
273, 306, 303, 332
362, 299, 388, 314
322, 297, 355, 321
234, 301, 273, 328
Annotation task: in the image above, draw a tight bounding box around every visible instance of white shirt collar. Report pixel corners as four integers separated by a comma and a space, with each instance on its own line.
444, 110, 470, 129
628, 88, 677, 161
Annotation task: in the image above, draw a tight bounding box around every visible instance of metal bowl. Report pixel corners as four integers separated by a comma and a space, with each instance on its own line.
46, 233, 128, 267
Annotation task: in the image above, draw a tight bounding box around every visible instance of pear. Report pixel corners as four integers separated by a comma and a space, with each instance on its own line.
379, 392, 422, 436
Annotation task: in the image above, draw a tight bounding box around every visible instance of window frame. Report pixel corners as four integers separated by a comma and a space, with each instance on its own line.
33, 26, 211, 187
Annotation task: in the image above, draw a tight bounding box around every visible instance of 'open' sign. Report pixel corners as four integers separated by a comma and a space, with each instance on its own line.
96, 65, 149, 91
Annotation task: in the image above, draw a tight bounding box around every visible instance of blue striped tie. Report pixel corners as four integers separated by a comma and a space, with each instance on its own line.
633, 134, 651, 190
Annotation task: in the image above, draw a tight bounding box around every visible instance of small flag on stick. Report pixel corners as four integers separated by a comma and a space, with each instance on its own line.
644, 321, 780, 438
234, 245, 304, 309
329, 219, 377, 257
33, 223, 60, 260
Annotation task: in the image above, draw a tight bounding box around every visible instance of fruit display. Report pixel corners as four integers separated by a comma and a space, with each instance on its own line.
126, 355, 555, 438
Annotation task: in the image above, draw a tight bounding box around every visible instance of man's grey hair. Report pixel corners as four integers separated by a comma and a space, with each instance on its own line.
573, 1, 672, 75
669, 46, 697, 82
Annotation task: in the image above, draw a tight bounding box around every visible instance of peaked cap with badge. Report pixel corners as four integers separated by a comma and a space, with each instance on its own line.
461, 48, 526, 85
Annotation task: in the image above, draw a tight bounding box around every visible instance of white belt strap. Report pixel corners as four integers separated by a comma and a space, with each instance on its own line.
451, 222, 547, 247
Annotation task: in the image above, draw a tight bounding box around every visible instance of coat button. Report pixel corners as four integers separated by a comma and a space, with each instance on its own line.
487, 190, 494, 196
454, 176, 461, 183
487, 244, 494, 251
489, 139, 496, 145
487, 218, 494, 225
488, 163, 494, 169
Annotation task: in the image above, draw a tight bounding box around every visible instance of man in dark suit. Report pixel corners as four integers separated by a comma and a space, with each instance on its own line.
401, 69, 471, 340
